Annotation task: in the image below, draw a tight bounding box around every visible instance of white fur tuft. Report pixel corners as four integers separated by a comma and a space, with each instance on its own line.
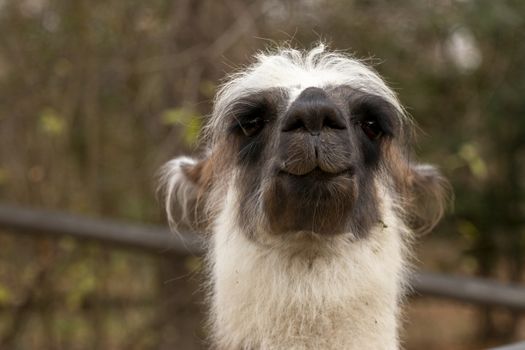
158, 156, 197, 230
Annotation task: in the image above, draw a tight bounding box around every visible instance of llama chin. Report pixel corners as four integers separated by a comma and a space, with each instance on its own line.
160, 44, 448, 350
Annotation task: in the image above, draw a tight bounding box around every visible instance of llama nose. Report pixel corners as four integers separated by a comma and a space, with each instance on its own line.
281, 87, 346, 135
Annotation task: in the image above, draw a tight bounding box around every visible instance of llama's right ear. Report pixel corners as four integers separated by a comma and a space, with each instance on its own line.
158, 156, 212, 231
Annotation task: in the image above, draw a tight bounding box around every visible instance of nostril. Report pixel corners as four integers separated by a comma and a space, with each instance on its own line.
323, 116, 346, 130
282, 117, 306, 132
322, 110, 347, 130
282, 113, 346, 133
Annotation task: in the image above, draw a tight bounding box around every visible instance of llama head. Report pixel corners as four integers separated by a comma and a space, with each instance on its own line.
161, 45, 448, 243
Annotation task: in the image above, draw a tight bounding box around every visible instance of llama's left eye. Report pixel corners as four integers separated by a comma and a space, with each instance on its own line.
359, 120, 383, 140
239, 117, 266, 137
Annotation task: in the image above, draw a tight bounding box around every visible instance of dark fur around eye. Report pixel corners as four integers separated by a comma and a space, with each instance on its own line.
236, 114, 267, 137
358, 119, 383, 140
228, 100, 272, 137
351, 95, 398, 141
227, 99, 271, 166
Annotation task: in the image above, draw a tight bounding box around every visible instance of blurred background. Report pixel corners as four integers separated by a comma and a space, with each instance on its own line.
0, 0, 524, 349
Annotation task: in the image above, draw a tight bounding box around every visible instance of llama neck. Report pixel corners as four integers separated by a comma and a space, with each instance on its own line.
208, 193, 408, 350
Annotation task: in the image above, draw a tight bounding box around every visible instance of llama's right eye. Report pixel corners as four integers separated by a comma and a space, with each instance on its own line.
237, 117, 266, 137
229, 96, 274, 137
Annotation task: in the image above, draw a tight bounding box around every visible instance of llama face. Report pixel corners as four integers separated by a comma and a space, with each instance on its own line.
161, 46, 448, 241
219, 85, 407, 237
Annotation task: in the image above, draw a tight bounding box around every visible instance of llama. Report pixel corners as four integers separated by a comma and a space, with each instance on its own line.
160, 45, 448, 350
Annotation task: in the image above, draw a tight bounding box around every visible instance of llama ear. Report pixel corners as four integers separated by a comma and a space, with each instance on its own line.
406, 164, 451, 233
159, 156, 212, 231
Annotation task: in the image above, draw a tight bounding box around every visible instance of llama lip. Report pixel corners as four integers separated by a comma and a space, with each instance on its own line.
264, 165, 356, 236
278, 167, 354, 179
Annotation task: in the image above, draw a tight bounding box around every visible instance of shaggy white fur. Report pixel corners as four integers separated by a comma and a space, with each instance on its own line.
159, 156, 197, 228
208, 182, 409, 350
206, 44, 408, 146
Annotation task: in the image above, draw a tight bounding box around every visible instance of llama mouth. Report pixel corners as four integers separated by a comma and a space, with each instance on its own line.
264, 166, 356, 236
274, 166, 356, 207
278, 167, 354, 180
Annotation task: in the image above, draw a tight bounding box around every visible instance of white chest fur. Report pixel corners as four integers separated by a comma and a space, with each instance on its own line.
207, 189, 408, 350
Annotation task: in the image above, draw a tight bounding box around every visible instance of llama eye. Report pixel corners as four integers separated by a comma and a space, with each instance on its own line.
359, 120, 383, 140
238, 117, 266, 137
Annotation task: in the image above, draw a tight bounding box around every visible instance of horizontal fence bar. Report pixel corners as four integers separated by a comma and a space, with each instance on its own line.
489, 342, 525, 350
409, 272, 525, 311
0, 203, 525, 311
0, 203, 203, 255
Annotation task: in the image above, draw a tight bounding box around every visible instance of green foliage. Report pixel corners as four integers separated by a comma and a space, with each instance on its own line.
0, 168, 8, 186
457, 219, 480, 243
39, 108, 66, 136
457, 143, 488, 180
64, 261, 97, 311
0, 285, 12, 304
161, 108, 202, 146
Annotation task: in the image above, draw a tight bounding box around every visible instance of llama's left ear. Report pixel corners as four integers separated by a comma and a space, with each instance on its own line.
158, 155, 212, 232
406, 164, 451, 233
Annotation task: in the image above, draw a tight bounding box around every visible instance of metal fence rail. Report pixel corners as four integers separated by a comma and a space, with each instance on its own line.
0, 203, 203, 255
489, 342, 525, 350
1, 203, 525, 311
